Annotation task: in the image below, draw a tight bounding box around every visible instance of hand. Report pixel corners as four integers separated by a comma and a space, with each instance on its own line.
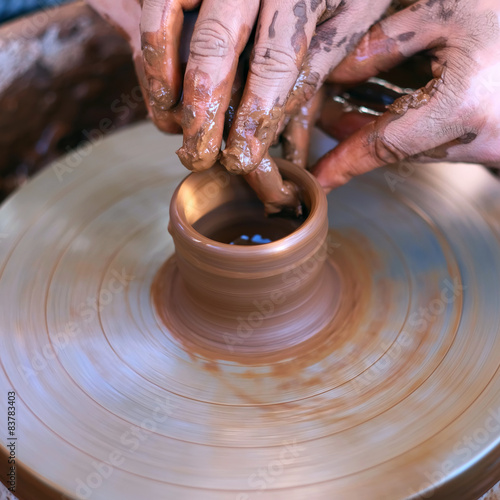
87, 0, 389, 212
313, 0, 500, 191
175, 0, 392, 174
86, 0, 198, 134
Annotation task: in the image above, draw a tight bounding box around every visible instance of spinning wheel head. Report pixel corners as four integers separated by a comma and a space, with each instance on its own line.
1, 123, 500, 500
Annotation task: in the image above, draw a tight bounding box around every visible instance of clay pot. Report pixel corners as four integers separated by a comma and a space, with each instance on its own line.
166, 158, 338, 356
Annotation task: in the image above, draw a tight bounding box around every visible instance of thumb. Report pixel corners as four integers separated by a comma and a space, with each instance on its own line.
312, 73, 463, 191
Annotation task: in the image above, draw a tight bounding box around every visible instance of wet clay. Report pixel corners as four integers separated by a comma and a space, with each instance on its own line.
161, 158, 329, 355
176, 13, 253, 172
244, 156, 303, 214
219, 94, 305, 214
174, 69, 302, 213
221, 95, 284, 175
152, 227, 348, 364
176, 69, 225, 171
152, 227, 376, 366
388, 71, 445, 115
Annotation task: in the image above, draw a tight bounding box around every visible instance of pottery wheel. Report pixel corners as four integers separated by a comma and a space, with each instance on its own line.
1, 122, 500, 500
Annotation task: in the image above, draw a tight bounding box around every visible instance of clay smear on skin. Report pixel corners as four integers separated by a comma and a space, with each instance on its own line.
282, 89, 324, 167
414, 132, 477, 160
372, 0, 500, 143
268, 10, 279, 39
176, 69, 228, 171
176, 70, 303, 211
176, 13, 252, 171
141, 31, 180, 111
222, 95, 284, 174
388, 70, 445, 115
291, 1, 309, 55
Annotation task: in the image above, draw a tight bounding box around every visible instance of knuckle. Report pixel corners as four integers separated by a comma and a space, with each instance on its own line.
251, 45, 298, 80
371, 130, 412, 164
190, 19, 234, 60
294, 71, 321, 102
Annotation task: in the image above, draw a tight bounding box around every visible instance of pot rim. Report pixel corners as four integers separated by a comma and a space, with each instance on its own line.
169, 160, 328, 259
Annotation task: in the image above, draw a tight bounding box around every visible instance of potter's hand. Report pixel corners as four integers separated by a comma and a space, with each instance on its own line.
313, 0, 500, 191
85, 0, 304, 214
176, 0, 392, 173
86, 0, 201, 134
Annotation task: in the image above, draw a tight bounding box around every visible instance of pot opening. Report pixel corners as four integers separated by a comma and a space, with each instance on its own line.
192, 199, 309, 246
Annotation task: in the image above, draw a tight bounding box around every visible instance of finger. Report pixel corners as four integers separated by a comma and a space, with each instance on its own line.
282, 87, 325, 168
176, 0, 260, 171
280, 0, 390, 165
222, 0, 325, 174
285, 0, 391, 117
86, 0, 179, 132
141, 0, 200, 131
328, 0, 450, 84
312, 74, 465, 191
244, 155, 302, 215
224, 58, 247, 137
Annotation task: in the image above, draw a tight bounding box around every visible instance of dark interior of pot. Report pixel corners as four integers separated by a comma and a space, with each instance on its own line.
176, 165, 310, 246
194, 201, 306, 245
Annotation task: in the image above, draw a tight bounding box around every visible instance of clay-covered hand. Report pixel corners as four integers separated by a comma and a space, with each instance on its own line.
85, 0, 313, 214
175, 0, 392, 174
313, 0, 500, 191
86, 0, 202, 134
